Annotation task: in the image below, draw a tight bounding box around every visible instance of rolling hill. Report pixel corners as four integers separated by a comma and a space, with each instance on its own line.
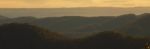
0, 13, 150, 38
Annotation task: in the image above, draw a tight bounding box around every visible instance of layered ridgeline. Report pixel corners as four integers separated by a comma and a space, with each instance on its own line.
116, 13, 150, 37
0, 23, 66, 49
0, 16, 115, 38
0, 13, 150, 38
0, 23, 148, 49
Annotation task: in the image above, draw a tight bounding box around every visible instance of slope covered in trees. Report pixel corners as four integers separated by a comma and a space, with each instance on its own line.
0, 23, 149, 49
117, 13, 150, 37
0, 16, 115, 38
0, 23, 63, 49
0, 13, 150, 38
81, 31, 149, 49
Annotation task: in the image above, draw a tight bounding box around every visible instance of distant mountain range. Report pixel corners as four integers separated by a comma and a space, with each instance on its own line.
0, 23, 147, 49
117, 13, 150, 37
0, 13, 150, 38
0, 7, 150, 18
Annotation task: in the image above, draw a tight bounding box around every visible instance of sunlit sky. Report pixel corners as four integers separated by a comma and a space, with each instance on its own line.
0, 0, 150, 8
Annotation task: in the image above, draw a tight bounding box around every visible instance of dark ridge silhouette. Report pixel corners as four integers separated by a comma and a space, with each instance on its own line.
0, 23, 149, 49
36, 16, 115, 38
96, 14, 137, 31
0, 16, 115, 38
0, 23, 63, 49
1, 13, 150, 38
117, 13, 150, 37
81, 31, 148, 49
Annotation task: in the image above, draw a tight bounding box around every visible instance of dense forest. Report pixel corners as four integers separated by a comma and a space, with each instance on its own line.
0, 13, 150, 49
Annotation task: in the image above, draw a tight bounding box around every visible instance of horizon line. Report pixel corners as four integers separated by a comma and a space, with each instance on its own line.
1, 6, 150, 9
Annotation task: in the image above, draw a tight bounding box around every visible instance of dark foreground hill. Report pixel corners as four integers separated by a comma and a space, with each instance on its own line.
0, 23, 149, 49
82, 31, 149, 49
0, 23, 64, 49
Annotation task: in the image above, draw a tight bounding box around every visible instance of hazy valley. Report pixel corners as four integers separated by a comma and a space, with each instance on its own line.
0, 11, 150, 49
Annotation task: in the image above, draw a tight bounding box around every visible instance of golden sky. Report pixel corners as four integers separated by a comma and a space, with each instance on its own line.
0, 0, 150, 8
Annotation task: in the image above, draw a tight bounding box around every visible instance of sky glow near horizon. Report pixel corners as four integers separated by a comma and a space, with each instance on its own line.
0, 0, 150, 8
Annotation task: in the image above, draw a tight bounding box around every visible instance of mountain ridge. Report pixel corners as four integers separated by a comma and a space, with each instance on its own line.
0, 13, 150, 38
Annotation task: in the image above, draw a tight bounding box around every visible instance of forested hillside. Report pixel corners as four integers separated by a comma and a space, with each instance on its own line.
0, 23, 149, 49
0, 13, 150, 38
